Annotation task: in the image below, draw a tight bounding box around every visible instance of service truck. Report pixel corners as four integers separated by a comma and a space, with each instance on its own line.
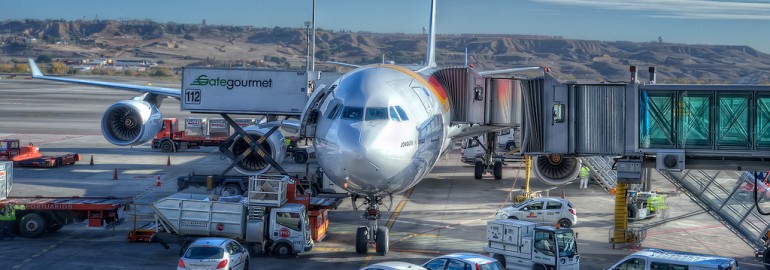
151, 117, 257, 152
144, 174, 340, 258
0, 161, 130, 238
0, 139, 80, 167
484, 219, 579, 270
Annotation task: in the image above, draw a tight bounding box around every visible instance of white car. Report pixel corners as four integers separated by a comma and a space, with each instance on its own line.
495, 197, 577, 228
177, 238, 249, 270
361, 261, 428, 270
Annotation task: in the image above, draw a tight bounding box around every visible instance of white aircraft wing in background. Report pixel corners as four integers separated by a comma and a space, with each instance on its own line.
27, 58, 181, 98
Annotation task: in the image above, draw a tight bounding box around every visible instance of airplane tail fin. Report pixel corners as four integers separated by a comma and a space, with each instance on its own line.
27, 58, 43, 77
425, 0, 437, 68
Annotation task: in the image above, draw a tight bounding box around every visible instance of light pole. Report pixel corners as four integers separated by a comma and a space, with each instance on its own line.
304, 21, 311, 71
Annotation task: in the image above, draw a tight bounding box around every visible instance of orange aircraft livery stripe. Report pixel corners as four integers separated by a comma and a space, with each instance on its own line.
383, 65, 450, 112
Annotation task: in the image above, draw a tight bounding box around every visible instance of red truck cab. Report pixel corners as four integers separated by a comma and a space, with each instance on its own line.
0, 139, 79, 167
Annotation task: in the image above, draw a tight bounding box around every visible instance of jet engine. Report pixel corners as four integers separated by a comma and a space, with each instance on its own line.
101, 99, 162, 146
532, 154, 582, 185
228, 125, 287, 175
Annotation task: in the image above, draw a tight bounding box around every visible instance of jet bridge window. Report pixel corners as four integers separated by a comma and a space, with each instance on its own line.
365, 107, 388, 121
342, 107, 364, 121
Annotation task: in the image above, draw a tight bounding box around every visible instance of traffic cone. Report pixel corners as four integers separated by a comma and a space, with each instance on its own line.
166, 155, 171, 166
89, 155, 94, 166
561, 189, 566, 199
113, 168, 118, 180
155, 175, 161, 187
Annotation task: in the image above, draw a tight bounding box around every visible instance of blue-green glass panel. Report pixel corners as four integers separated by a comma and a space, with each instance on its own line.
640, 92, 675, 148
678, 93, 712, 148
757, 96, 770, 149
717, 94, 750, 149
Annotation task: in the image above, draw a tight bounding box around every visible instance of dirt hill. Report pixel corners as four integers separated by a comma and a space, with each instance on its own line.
2, 19, 769, 83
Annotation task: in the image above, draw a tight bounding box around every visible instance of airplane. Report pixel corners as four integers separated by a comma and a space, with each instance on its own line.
27, 0, 581, 256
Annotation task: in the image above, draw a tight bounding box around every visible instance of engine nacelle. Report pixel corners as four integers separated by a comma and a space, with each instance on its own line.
533, 155, 582, 186
101, 99, 162, 146
229, 125, 287, 175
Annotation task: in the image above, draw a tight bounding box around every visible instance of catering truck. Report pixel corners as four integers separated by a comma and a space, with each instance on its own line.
147, 174, 340, 258
484, 219, 579, 270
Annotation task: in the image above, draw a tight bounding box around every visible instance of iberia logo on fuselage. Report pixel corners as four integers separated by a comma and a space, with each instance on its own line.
382, 65, 450, 112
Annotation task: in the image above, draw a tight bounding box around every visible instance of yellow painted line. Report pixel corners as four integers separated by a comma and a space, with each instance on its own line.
361, 187, 416, 268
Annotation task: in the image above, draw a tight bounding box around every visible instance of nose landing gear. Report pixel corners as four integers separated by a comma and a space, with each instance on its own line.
355, 195, 390, 255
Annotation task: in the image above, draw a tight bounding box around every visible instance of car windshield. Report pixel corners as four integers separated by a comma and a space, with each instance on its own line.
184, 246, 224, 259
479, 261, 504, 270
555, 231, 577, 257
512, 199, 533, 208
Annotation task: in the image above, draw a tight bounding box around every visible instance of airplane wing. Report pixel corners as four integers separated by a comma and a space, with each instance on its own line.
27, 58, 181, 98
478, 67, 542, 76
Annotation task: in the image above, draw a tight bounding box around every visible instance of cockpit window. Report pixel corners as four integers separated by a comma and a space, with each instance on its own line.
395, 106, 409, 121
389, 107, 401, 121
341, 107, 363, 121
365, 107, 388, 121
326, 104, 340, 119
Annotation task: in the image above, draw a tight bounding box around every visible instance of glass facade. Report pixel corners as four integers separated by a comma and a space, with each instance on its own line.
640, 90, 768, 150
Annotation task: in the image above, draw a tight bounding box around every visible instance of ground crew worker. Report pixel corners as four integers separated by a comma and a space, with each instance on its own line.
0, 204, 21, 240
579, 165, 590, 190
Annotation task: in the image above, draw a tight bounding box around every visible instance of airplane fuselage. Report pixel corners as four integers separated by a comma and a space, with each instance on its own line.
314, 65, 454, 196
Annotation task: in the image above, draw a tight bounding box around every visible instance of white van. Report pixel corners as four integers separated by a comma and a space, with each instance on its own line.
605, 249, 739, 270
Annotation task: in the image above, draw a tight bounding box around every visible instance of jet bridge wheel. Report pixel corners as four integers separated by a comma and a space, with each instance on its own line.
356, 226, 369, 254
474, 159, 484, 180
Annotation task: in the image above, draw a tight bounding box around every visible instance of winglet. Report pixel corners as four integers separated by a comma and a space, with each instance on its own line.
27, 58, 43, 77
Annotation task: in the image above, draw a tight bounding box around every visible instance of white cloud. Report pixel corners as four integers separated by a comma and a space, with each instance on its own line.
534, 0, 770, 20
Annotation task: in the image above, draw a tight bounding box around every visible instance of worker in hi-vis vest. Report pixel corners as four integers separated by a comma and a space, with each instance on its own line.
579, 165, 590, 190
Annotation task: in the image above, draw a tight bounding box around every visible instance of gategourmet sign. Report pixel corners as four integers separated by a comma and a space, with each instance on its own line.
181, 67, 320, 116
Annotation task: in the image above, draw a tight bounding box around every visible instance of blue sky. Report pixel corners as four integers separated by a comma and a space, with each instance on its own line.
4, 0, 770, 53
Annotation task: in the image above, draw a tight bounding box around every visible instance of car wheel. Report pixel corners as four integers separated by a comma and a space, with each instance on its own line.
356, 226, 369, 254
474, 159, 484, 180
506, 142, 516, 151
19, 213, 46, 238
558, 218, 573, 228
508, 216, 519, 220
273, 242, 293, 259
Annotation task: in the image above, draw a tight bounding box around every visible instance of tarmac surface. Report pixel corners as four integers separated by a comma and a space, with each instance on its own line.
0, 77, 765, 269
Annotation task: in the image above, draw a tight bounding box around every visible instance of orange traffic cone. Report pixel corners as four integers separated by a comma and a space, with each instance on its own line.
113, 168, 118, 180
156, 175, 161, 187
166, 155, 171, 166
89, 155, 94, 166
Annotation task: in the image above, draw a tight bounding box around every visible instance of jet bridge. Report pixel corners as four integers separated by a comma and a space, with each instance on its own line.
519, 67, 770, 254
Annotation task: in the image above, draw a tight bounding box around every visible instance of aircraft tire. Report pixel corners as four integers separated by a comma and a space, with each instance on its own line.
375, 227, 389, 256
356, 226, 369, 254
474, 159, 484, 180
493, 160, 503, 180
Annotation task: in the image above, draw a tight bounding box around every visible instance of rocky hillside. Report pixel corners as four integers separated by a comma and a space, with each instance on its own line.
2, 19, 769, 83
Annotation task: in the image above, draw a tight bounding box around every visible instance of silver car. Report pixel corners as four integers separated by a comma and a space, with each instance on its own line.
361, 261, 428, 270
177, 238, 249, 270
423, 253, 504, 270
495, 197, 577, 228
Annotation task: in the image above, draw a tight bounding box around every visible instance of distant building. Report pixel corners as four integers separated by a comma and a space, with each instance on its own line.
114, 59, 153, 67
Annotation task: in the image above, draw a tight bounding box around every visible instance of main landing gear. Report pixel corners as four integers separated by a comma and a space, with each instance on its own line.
473, 132, 503, 180
353, 195, 389, 256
